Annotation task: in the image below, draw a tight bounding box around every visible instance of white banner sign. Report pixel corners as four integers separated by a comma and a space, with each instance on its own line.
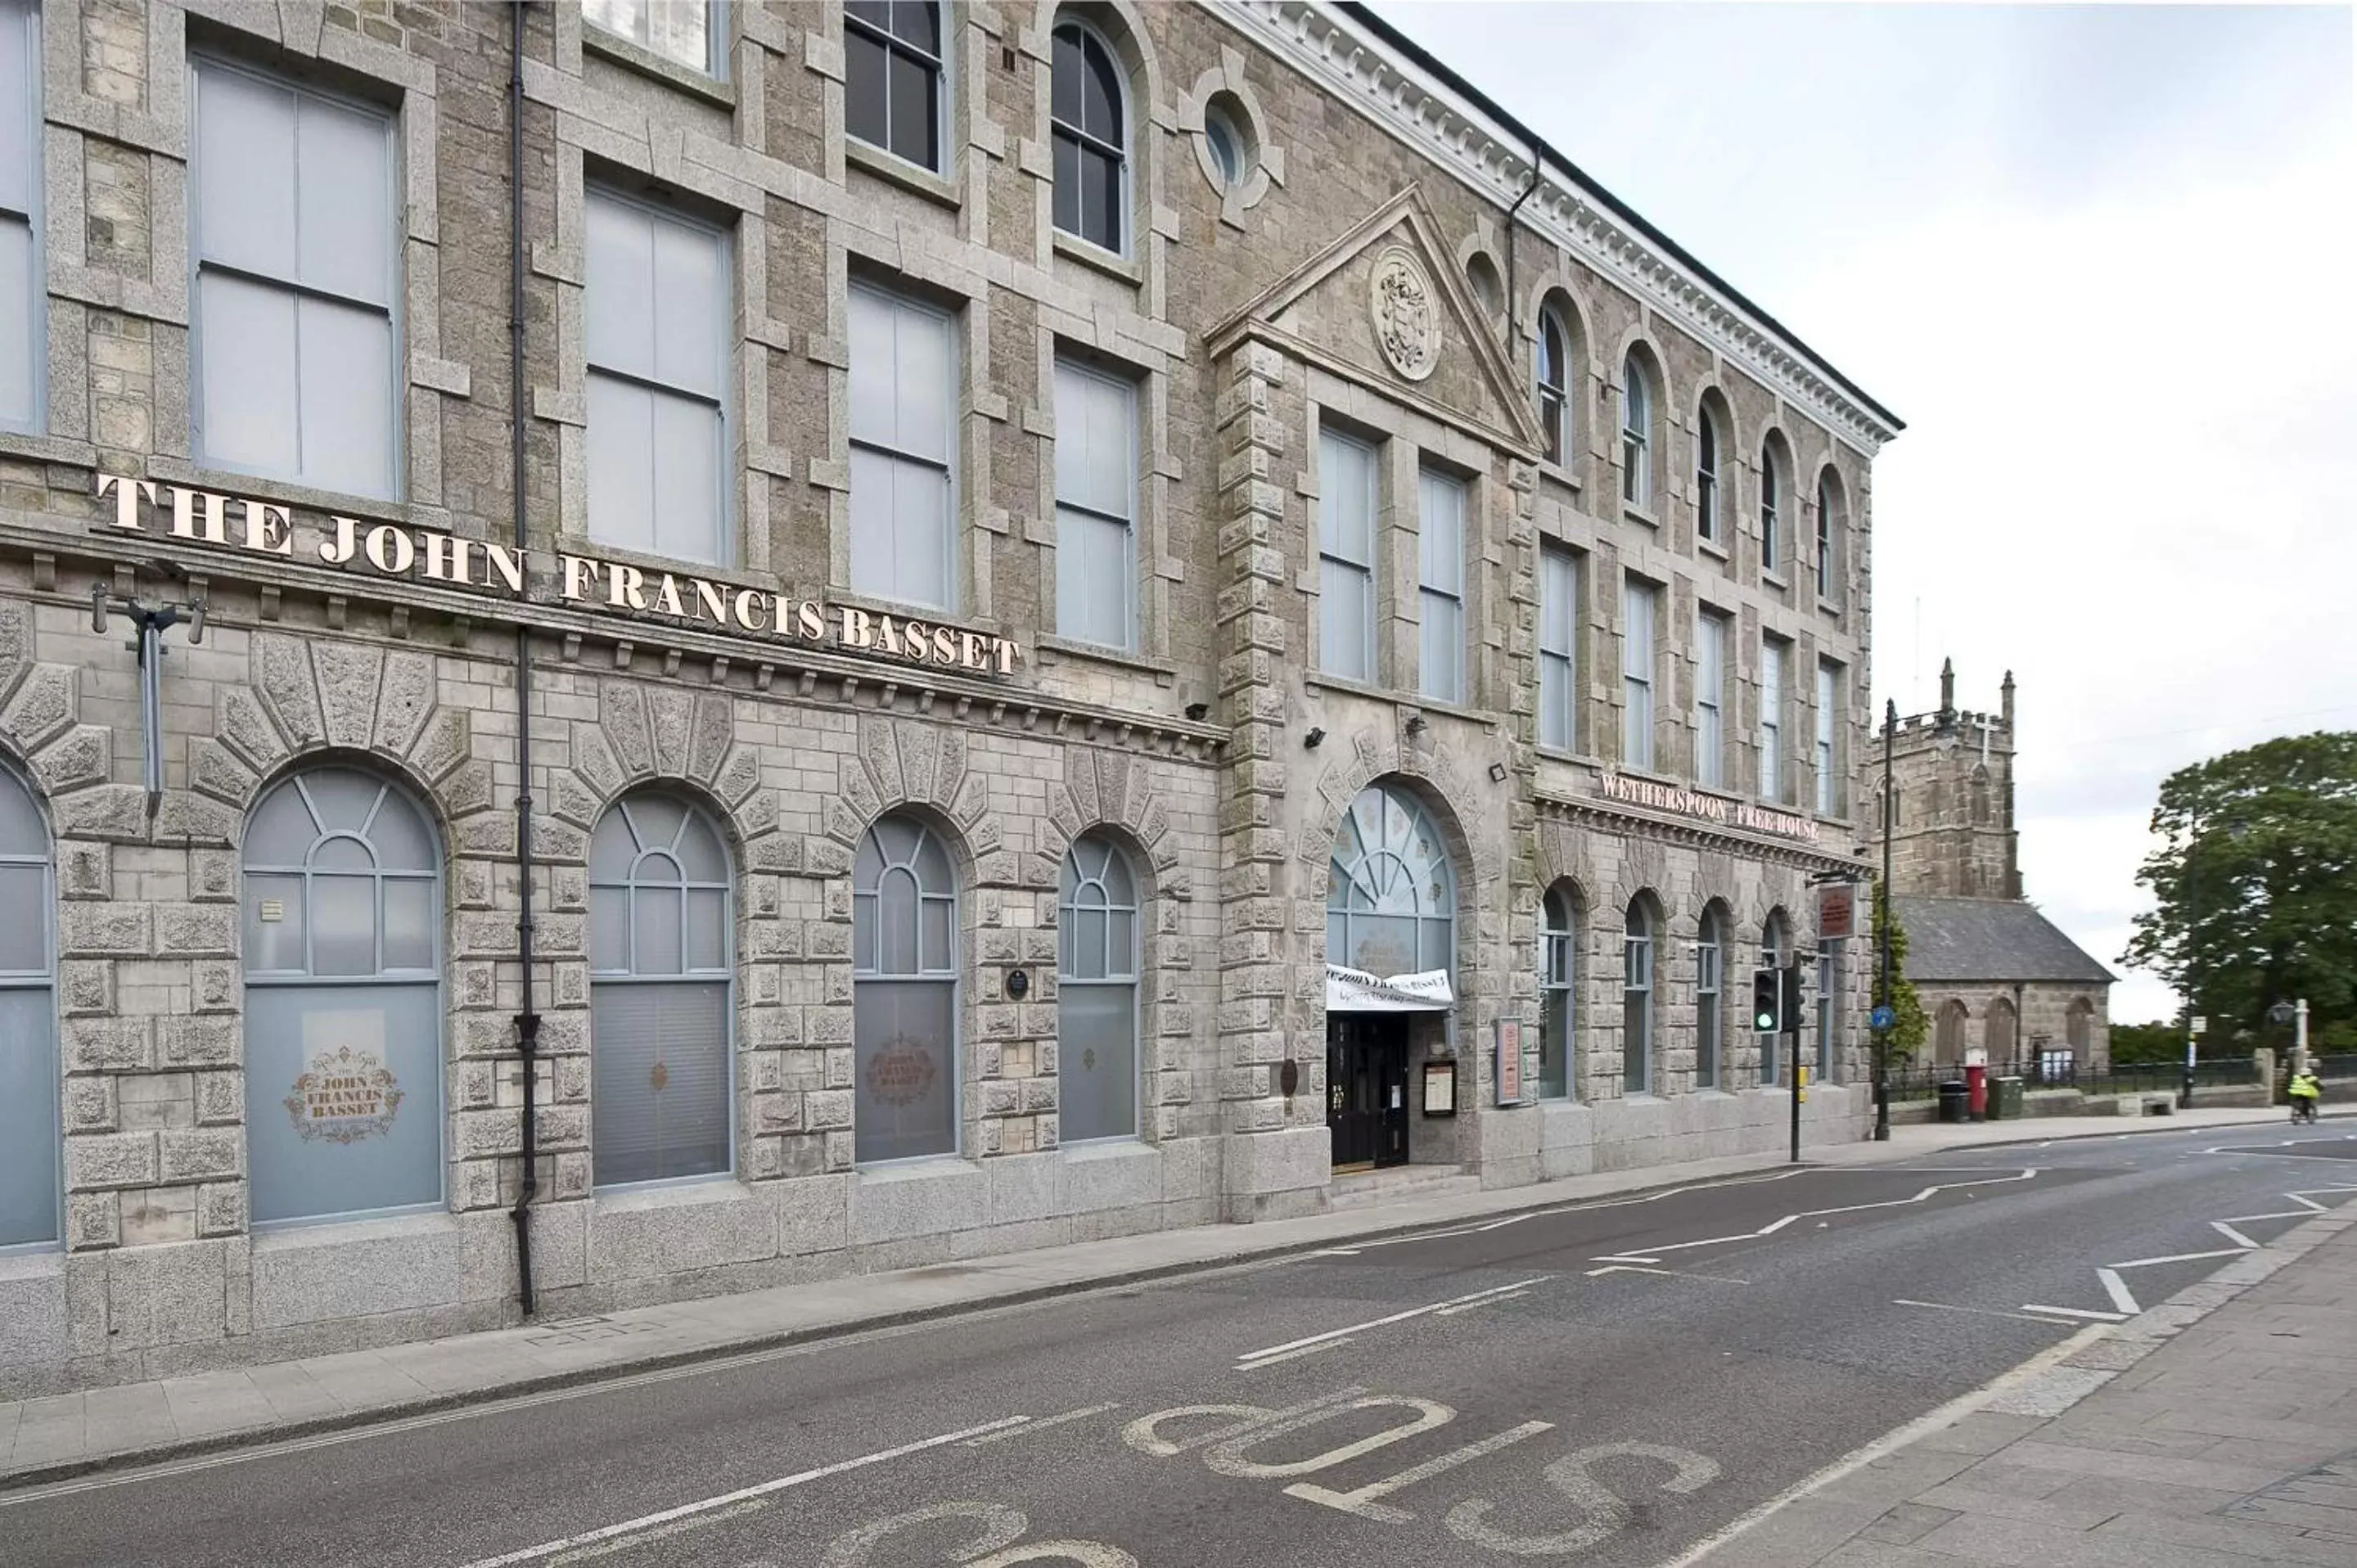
1326, 965, 1455, 1013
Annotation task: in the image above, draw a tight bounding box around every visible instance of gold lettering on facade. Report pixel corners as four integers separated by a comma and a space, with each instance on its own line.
320, 516, 360, 565
561, 554, 600, 602
242, 498, 293, 557
485, 543, 527, 595
363, 525, 414, 576
172, 488, 234, 545
90, 475, 1027, 682
419, 532, 473, 583
97, 473, 155, 532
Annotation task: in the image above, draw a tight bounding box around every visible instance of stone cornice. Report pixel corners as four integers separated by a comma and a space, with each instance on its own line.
0, 521, 1229, 767
1536, 788, 1870, 873
1215, 1, 1902, 458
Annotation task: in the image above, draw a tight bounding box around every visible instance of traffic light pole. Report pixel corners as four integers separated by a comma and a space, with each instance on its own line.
1874, 699, 1895, 1141
1787, 958, 1806, 1164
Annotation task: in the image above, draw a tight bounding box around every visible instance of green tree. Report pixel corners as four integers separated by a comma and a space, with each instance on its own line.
2123, 731, 2357, 1044
2108, 1020, 2186, 1066
1871, 881, 1930, 1063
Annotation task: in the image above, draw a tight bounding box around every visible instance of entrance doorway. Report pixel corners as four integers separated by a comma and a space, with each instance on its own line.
1327, 1014, 1410, 1170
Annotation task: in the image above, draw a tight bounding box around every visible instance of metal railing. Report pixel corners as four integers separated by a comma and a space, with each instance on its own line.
1885, 1057, 2256, 1102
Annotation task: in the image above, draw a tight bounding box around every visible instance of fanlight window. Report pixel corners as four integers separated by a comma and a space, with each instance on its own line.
853, 813, 960, 1162
1327, 785, 1455, 978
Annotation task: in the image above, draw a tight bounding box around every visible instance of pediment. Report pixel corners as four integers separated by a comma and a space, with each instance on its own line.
1206, 185, 1544, 457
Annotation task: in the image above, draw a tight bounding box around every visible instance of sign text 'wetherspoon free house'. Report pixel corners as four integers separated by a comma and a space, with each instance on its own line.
96, 474, 1023, 675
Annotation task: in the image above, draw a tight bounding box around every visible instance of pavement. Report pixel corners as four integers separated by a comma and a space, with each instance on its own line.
1684, 1201, 2357, 1566
0, 1102, 2335, 1492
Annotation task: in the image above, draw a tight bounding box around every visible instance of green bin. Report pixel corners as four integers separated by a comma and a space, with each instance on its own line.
1990, 1076, 2024, 1120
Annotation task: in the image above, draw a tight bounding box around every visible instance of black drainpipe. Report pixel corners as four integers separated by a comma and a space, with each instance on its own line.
507, 0, 542, 1317
1500, 135, 1543, 358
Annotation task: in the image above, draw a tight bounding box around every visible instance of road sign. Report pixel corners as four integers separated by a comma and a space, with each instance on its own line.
2191, 1016, 2208, 1035
1871, 1004, 1895, 1031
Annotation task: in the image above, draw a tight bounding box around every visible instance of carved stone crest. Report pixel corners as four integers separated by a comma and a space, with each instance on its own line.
1368, 245, 1440, 381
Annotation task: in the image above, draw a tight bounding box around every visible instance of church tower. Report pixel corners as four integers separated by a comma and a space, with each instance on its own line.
1886, 660, 2021, 899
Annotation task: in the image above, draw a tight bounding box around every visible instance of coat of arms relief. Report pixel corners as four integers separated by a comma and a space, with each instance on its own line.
1368, 245, 1441, 382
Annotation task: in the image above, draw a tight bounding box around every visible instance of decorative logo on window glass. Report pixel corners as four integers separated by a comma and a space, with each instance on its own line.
284, 1045, 404, 1145
1368, 245, 1440, 382
865, 1038, 939, 1108
650, 1060, 670, 1093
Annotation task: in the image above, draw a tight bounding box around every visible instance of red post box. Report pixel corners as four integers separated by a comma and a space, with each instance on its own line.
1964, 1053, 1988, 1121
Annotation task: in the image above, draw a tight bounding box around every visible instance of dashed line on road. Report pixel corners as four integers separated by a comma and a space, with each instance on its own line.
452, 1416, 1030, 1568
1893, 1299, 2077, 1327
961, 1403, 1121, 1445
1586, 1265, 1749, 1285
1232, 1277, 1551, 1369
1586, 1169, 2040, 1265
2019, 1304, 2130, 1322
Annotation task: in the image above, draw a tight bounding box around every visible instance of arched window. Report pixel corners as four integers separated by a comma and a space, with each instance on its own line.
2066, 998, 2094, 1057
242, 767, 443, 1225
1537, 305, 1571, 467
1052, 19, 1127, 254
1327, 784, 1455, 979
1816, 470, 1841, 602
1758, 908, 1790, 1084
1696, 402, 1724, 546
589, 793, 733, 1187
1620, 354, 1652, 508
845, 1, 945, 173
1935, 1000, 1970, 1066
1465, 251, 1503, 317
1760, 438, 1785, 578
853, 813, 959, 1162
1697, 903, 1726, 1090
1539, 884, 1580, 1099
1059, 834, 1139, 1142
1623, 899, 1655, 1093
0, 764, 56, 1250
1984, 994, 2017, 1065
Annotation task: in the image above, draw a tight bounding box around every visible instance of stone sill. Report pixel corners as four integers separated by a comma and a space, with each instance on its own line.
846, 138, 962, 212
1304, 674, 1500, 728
1052, 231, 1143, 287
1034, 634, 1178, 681
581, 24, 736, 108
252, 1210, 458, 1253
591, 1177, 754, 1214
0, 1248, 63, 1280
855, 1156, 975, 1185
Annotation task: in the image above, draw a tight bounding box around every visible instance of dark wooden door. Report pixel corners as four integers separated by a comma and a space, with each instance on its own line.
1328, 1016, 1412, 1170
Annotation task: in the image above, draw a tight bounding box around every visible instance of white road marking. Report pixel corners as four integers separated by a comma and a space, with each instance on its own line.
1434, 1290, 1532, 1315
1892, 1299, 2077, 1327
1233, 1277, 1552, 1367
2107, 1247, 2247, 1270
548, 1499, 770, 1564
1284, 1420, 1556, 1522
1236, 1339, 1355, 1368
1586, 1265, 1749, 1285
2019, 1304, 2130, 1322
451, 1417, 1030, 1568
1302, 1168, 1814, 1256
1586, 1169, 2038, 1264
2211, 1220, 2260, 1249
1650, 1324, 2112, 1568
961, 1403, 1120, 1445
2096, 1268, 2140, 1315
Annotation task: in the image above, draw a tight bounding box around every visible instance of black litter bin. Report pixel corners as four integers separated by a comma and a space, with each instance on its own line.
1937, 1080, 1971, 1124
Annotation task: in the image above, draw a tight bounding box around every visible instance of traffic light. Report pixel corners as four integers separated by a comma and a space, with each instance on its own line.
1783, 959, 1807, 1034
1751, 969, 1781, 1033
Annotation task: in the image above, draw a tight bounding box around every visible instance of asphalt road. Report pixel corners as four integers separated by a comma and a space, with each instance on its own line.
9, 1122, 2357, 1568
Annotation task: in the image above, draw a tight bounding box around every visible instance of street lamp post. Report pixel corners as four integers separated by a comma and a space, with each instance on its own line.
1873, 699, 1895, 1141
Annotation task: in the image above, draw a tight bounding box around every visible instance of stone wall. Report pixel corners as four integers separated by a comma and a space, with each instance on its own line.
0, 0, 1891, 1392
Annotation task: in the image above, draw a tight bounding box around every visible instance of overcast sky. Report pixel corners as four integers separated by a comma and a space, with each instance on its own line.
1373, 0, 2357, 1025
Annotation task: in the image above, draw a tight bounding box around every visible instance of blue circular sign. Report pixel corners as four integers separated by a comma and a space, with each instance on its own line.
1871, 1005, 1896, 1031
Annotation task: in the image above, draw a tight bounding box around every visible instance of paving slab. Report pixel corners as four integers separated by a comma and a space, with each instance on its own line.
1688, 1211, 2357, 1566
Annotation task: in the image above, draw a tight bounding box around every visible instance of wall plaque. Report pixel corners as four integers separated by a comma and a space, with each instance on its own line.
1368, 245, 1440, 382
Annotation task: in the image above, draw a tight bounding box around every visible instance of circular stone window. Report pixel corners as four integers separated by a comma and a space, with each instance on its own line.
1201, 92, 1256, 191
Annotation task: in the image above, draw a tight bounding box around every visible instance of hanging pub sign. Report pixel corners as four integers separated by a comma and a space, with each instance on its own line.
1816, 881, 1858, 941
1597, 771, 1820, 845
92, 474, 1023, 676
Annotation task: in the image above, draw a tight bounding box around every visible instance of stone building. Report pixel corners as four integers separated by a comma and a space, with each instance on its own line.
0, 0, 1896, 1391
1886, 665, 2111, 1070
